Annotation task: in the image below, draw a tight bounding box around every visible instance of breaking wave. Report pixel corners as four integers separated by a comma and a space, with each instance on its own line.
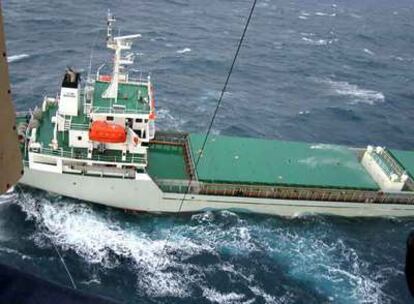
314, 12, 336, 17
202, 288, 246, 304
156, 108, 185, 130
363, 48, 375, 56
318, 79, 385, 105
301, 37, 337, 46
177, 47, 192, 54
15, 190, 398, 303
7, 53, 30, 63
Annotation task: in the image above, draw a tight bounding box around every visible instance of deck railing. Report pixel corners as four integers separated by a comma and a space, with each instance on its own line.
33, 147, 146, 165
91, 106, 150, 115
155, 178, 414, 205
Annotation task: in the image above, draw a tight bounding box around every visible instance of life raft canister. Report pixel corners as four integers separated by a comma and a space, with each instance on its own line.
99, 75, 112, 82
89, 121, 126, 143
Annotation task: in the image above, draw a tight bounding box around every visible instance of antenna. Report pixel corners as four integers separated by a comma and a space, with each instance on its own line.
102, 11, 141, 102
106, 9, 116, 46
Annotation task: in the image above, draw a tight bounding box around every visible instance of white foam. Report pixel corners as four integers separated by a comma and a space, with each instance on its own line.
298, 15, 308, 20
301, 37, 337, 46
315, 12, 336, 17
319, 79, 385, 105
0, 247, 32, 260
249, 286, 279, 303
7, 54, 29, 63
16, 191, 397, 303
17, 192, 273, 298
202, 287, 246, 304
300, 32, 315, 37
363, 48, 375, 56
390, 55, 407, 62
18, 195, 204, 297
156, 108, 185, 130
177, 47, 191, 54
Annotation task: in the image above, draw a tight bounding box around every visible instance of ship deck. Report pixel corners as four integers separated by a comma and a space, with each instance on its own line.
147, 144, 188, 180
18, 103, 414, 193
92, 81, 150, 114
389, 149, 414, 180
188, 134, 379, 190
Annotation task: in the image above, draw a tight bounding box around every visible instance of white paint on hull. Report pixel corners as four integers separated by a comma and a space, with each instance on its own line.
19, 167, 414, 217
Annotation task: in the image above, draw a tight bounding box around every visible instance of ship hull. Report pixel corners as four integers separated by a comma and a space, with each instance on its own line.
19, 166, 414, 217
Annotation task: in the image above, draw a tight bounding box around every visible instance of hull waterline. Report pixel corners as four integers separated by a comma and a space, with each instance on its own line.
19, 167, 414, 218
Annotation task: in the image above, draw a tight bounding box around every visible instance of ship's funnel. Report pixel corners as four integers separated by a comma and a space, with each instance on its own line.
62, 68, 80, 88
58, 68, 81, 116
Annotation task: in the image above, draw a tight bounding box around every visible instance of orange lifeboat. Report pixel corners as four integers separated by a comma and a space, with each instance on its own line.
89, 121, 126, 143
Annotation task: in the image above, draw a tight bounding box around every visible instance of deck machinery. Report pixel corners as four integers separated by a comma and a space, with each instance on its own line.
16, 12, 414, 217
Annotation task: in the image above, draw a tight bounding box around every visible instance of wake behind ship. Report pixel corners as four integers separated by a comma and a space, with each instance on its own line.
15, 11, 414, 217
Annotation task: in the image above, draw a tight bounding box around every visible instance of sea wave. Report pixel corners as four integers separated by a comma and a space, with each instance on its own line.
7, 53, 30, 63
156, 108, 185, 130
177, 47, 192, 54
318, 78, 385, 105
259, 225, 397, 304
202, 288, 246, 304
16, 193, 263, 299
18, 195, 199, 297
363, 48, 375, 56
15, 189, 398, 303
301, 37, 337, 46
314, 12, 336, 17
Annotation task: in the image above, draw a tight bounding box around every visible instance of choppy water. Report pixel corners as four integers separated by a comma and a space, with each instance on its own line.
2, 0, 414, 302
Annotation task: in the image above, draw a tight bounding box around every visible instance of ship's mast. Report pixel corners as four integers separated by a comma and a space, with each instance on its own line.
102, 10, 140, 103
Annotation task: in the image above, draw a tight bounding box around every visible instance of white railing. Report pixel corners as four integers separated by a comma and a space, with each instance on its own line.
91, 106, 150, 115
70, 122, 89, 130
32, 147, 147, 165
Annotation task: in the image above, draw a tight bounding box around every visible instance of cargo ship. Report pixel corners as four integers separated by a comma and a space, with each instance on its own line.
15, 12, 414, 217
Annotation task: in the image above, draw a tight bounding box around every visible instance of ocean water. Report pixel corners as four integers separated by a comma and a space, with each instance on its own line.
1, 0, 414, 303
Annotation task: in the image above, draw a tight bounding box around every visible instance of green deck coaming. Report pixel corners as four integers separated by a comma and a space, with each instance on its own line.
189, 134, 379, 190
147, 144, 188, 180
93, 81, 150, 114
389, 149, 414, 179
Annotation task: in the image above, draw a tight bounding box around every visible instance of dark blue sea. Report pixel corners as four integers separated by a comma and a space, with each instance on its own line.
1, 0, 414, 303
